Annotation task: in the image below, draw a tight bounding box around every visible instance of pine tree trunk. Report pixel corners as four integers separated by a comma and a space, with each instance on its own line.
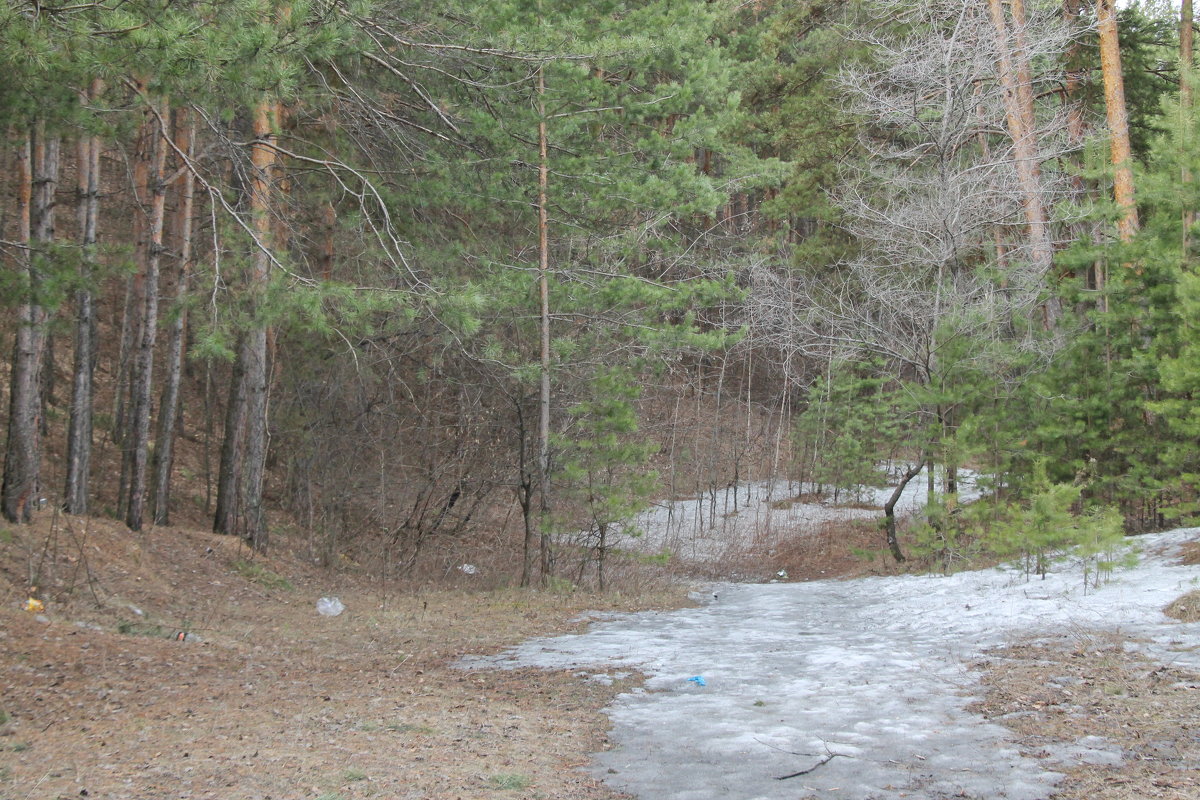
112, 274, 136, 447
240, 325, 270, 548
241, 101, 280, 550
1183, 0, 1194, 110
1182, 0, 1195, 248
152, 107, 196, 525
988, 0, 1054, 277
215, 100, 277, 547
516, 401, 537, 588
1097, 0, 1139, 242
116, 94, 152, 516
64, 81, 104, 515
214, 343, 248, 535
536, 63, 553, 583
2, 129, 42, 523
124, 95, 169, 531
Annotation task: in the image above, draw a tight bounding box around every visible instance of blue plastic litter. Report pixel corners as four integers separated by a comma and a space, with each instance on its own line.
687, 675, 706, 687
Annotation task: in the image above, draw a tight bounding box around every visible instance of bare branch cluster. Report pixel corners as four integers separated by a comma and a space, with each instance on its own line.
750, 0, 1083, 384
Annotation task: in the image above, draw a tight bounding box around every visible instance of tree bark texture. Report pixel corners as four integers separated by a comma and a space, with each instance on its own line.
65, 81, 103, 515
536, 63, 553, 583
124, 94, 170, 531
152, 107, 196, 525
215, 100, 277, 548
213, 337, 248, 535
987, 0, 1054, 278
1097, 0, 1139, 242
2, 130, 43, 523
1183, 0, 1195, 248
884, 460, 926, 563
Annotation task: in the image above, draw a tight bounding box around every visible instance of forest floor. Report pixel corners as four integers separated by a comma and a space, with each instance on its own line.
1, 513, 1198, 800
0, 515, 693, 800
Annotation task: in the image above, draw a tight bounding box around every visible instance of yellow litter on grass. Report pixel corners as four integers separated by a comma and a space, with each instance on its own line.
24, 597, 44, 613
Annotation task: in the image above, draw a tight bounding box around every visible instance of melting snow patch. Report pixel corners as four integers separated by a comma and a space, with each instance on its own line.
460, 527, 1200, 799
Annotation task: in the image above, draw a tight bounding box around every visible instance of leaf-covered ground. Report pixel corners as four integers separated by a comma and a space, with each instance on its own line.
0, 516, 685, 800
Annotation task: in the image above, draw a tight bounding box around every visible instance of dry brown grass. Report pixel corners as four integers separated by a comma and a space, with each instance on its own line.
758, 517, 910, 581
0, 514, 694, 800
969, 630, 1200, 800
1178, 541, 1200, 566
1164, 589, 1200, 623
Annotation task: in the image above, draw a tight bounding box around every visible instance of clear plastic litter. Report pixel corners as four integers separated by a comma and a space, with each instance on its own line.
316, 596, 345, 617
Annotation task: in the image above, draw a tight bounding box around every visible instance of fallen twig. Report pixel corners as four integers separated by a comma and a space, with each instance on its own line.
775, 750, 848, 781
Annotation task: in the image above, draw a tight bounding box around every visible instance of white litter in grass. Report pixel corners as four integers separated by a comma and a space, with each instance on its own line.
461, 528, 1200, 800
315, 596, 345, 617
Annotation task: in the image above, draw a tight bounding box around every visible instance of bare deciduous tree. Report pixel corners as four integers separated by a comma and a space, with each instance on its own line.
748, 0, 1080, 508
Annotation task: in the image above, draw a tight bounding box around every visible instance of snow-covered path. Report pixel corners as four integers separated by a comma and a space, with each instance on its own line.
462, 530, 1200, 799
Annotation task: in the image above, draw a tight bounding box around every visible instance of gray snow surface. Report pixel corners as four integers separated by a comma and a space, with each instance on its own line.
460, 528, 1200, 799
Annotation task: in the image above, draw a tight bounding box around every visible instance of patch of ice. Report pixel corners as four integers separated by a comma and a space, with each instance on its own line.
460, 527, 1200, 799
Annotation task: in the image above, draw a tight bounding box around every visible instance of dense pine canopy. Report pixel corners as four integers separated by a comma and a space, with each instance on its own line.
1, 0, 1196, 582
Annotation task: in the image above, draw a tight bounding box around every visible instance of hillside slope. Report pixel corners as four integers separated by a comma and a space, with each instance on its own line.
0, 516, 686, 800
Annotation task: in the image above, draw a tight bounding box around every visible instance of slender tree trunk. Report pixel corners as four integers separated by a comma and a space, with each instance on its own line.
3, 129, 43, 523
1063, 0, 1087, 153
537, 62, 553, 583
1097, 0, 1139, 242
152, 107, 196, 525
65, 83, 103, 515
124, 94, 170, 531
1182, 0, 1195, 249
240, 323, 270, 548
117, 88, 152, 516
112, 275, 136, 446
216, 100, 279, 548
214, 343, 248, 534
517, 400, 537, 588
597, 522, 607, 592
988, 0, 1054, 278
241, 100, 280, 550
884, 459, 925, 563
1183, 0, 1195, 115
320, 200, 336, 281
